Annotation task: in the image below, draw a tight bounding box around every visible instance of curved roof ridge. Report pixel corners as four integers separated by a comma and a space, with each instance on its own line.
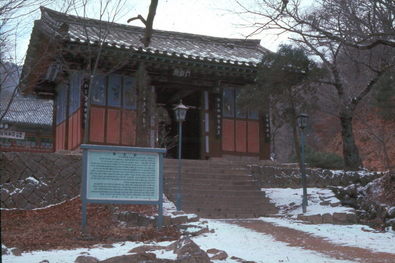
1, 94, 53, 127
39, 6, 262, 49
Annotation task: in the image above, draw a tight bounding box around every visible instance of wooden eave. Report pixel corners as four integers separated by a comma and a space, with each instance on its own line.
20, 22, 63, 97
62, 41, 258, 86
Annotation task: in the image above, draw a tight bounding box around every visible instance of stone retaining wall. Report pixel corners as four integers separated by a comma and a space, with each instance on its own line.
1, 152, 82, 209
250, 165, 384, 188
1, 151, 386, 210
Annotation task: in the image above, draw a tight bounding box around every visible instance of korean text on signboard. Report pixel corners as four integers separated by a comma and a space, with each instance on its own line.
80, 144, 166, 229
86, 150, 159, 201
0, 130, 25, 140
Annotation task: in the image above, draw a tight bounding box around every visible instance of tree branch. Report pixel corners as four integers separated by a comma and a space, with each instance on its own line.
127, 14, 147, 25
127, 0, 158, 47
350, 69, 386, 110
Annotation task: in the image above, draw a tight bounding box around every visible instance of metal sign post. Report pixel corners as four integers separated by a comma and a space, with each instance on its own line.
297, 113, 309, 213
80, 144, 166, 230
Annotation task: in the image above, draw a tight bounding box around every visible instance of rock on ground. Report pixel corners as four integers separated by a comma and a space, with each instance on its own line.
75, 256, 99, 263
99, 253, 157, 263
174, 237, 211, 263
207, 248, 228, 260
73, 237, 212, 263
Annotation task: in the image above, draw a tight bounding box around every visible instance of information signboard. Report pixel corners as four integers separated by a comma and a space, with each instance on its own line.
80, 144, 166, 228
86, 151, 159, 201
0, 130, 25, 140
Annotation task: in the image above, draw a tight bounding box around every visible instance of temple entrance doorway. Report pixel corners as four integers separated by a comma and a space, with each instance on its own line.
156, 87, 202, 159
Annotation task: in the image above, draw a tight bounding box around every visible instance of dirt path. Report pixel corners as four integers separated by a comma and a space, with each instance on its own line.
230, 220, 395, 263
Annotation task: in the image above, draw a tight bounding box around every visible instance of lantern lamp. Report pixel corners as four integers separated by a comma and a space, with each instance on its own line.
297, 113, 309, 129
173, 100, 188, 122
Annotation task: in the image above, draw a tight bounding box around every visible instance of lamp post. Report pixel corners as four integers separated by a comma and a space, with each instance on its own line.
297, 113, 309, 213
173, 100, 188, 211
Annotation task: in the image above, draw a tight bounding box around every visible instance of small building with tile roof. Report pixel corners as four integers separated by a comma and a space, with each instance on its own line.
0, 95, 54, 152
21, 7, 271, 159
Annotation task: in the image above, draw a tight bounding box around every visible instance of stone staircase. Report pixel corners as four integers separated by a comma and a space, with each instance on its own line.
164, 159, 278, 218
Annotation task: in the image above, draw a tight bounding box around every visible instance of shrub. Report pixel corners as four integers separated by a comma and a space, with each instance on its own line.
294, 146, 345, 170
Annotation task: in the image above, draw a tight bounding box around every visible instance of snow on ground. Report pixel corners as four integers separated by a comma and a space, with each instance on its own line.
259, 217, 395, 254
2, 220, 357, 263
262, 188, 355, 216
2, 241, 177, 263
3, 189, 394, 263
192, 219, 356, 263
329, 169, 382, 177
163, 195, 198, 219
3, 216, 394, 263
259, 187, 395, 254
1, 196, 80, 211
25, 177, 40, 185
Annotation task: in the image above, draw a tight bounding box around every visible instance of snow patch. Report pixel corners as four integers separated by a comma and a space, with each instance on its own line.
192, 219, 355, 263
25, 177, 40, 184
260, 217, 395, 254
262, 188, 355, 216
163, 195, 198, 220
9, 188, 22, 196
1, 196, 80, 211
1, 241, 177, 263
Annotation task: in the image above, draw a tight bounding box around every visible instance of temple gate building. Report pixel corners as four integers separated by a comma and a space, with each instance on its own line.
21, 7, 271, 160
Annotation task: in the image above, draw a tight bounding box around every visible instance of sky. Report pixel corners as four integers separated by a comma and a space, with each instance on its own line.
6, 0, 291, 64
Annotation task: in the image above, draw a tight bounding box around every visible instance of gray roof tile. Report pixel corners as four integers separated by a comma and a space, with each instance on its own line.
0, 96, 53, 128
39, 7, 266, 66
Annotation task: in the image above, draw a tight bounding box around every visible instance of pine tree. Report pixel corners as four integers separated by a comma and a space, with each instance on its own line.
373, 71, 395, 121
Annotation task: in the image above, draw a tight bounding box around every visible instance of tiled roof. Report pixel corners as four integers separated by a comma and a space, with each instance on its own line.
38, 7, 267, 66
0, 95, 53, 128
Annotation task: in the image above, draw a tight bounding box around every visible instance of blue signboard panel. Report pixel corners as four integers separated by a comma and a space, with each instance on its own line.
80, 144, 166, 229
86, 150, 159, 201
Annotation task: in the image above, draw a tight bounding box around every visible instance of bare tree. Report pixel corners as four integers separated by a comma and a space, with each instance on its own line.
0, 62, 20, 120
355, 113, 394, 170
0, 0, 78, 122
236, 0, 395, 170
1, 0, 47, 120
1, 0, 47, 51
67, 0, 131, 143
57, 0, 159, 145
237, 0, 395, 50
1, 0, 160, 150
126, 0, 159, 147
127, 0, 158, 47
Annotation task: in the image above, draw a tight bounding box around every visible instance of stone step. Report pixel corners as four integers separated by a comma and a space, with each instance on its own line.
163, 159, 278, 218
166, 198, 268, 207
296, 212, 358, 224
164, 161, 249, 167
164, 160, 249, 165
169, 191, 266, 199
184, 208, 269, 216
165, 177, 258, 184
165, 184, 258, 191
163, 163, 250, 172
165, 178, 257, 186
164, 159, 251, 166
173, 194, 265, 204
166, 190, 264, 198
175, 200, 271, 208
187, 204, 275, 212
165, 173, 254, 181
164, 168, 249, 175
165, 169, 250, 175
183, 207, 274, 218
166, 196, 273, 206
195, 213, 261, 219
171, 189, 265, 197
